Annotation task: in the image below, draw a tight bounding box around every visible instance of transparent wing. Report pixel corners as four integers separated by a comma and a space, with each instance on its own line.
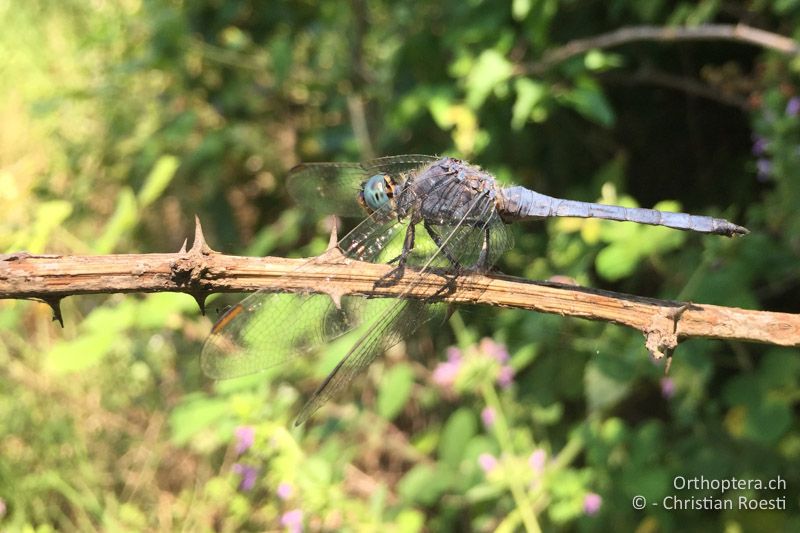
295, 298, 435, 425
361, 154, 441, 176
201, 202, 406, 379
294, 182, 502, 424
201, 291, 359, 379
427, 211, 514, 268
286, 155, 440, 217
202, 163, 457, 380
285, 163, 368, 217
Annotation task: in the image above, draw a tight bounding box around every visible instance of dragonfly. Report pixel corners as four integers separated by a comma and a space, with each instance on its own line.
201, 155, 747, 424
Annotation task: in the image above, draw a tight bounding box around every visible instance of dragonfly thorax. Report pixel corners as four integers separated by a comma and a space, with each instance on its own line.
359, 173, 395, 213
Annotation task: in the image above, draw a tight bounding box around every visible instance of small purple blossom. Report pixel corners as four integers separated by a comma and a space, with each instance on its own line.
751, 135, 768, 156
277, 482, 294, 500
445, 346, 462, 362
234, 425, 255, 455
529, 449, 547, 474
583, 492, 602, 515
481, 407, 496, 428
660, 377, 675, 399
480, 337, 509, 364
756, 158, 772, 182
478, 453, 499, 473
497, 365, 514, 389
232, 463, 258, 491
786, 97, 800, 117
281, 509, 304, 533
433, 347, 463, 388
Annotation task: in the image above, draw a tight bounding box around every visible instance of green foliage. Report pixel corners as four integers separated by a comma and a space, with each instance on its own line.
1, 0, 799, 531
376, 363, 415, 421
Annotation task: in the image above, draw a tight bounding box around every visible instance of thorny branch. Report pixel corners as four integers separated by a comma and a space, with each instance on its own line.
1, 218, 798, 360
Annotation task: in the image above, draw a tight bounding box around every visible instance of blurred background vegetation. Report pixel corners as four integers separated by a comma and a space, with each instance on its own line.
1, 0, 799, 531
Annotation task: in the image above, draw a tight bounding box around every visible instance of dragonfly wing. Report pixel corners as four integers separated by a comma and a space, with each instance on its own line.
285, 155, 440, 218
286, 163, 367, 217
201, 201, 407, 379
360, 154, 440, 177
426, 210, 513, 269
294, 298, 434, 425
294, 182, 502, 424
202, 289, 352, 379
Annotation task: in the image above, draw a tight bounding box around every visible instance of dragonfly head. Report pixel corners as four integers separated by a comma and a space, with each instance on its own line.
359, 174, 394, 213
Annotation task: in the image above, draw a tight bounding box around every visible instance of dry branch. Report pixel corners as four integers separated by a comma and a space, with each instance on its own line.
523, 23, 800, 74
1, 219, 798, 359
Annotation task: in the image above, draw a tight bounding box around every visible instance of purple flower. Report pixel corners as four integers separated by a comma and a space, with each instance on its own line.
786, 97, 800, 117
280, 509, 304, 533
751, 135, 768, 156
433, 347, 463, 388
0, 498, 5, 518
497, 365, 514, 389
660, 377, 675, 399
234, 425, 255, 455
583, 492, 602, 515
445, 346, 462, 362
478, 453, 499, 473
480, 338, 509, 364
231, 463, 258, 491
277, 482, 294, 501
756, 158, 772, 181
481, 407, 496, 428
528, 449, 546, 474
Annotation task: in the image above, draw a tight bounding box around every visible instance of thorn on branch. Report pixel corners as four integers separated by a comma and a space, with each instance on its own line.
189, 215, 215, 255
178, 238, 188, 254
192, 292, 208, 315
327, 217, 339, 251
169, 216, 218, 299
43, 297, 64, 328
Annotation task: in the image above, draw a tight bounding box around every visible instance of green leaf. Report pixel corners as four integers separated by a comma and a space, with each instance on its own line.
584, 50, 624, 71
512, 0, 532, 20
30, 200, 73, 253
465, 49, 513, 109
595, 242, 641, 281
394, 509, 425, 533
511, 78, 547, 129
94, 187, 138, 254
135, 292, 200, 329
138, 154, 179, 207
169, 394, 231, 446
397, 464, 451, 505
562, 77, 615, 127
743, 400, 792, 444
438, 407, 477, 468
428, 93, 455, 129
45, 330, 119, 374
377, 363, 415, 421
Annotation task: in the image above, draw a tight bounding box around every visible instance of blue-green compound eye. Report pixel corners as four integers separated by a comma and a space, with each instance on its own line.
362, 174, 390, 210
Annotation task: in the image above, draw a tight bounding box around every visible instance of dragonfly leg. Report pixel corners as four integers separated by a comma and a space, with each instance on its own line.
423, 220, 462, 269
377, 223, 416, 286
385, 221, 416, 267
